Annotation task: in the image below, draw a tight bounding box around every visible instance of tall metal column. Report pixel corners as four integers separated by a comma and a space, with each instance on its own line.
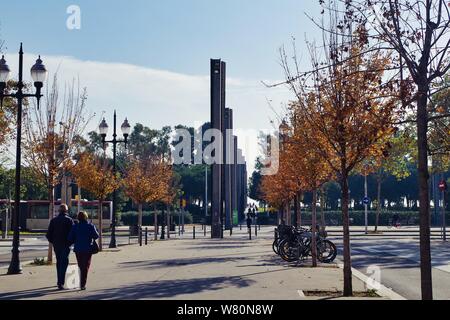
220, 62, 226, 238
210, 59, 223, 238
224, 108, 233, 230
232, 135, 238, 226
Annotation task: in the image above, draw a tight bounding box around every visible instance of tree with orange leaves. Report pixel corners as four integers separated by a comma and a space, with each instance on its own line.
23, 74, 91, 262
122, 155, 173, 227
71, 153, 120, 251
279, 36, 399, 295
284, 110, 334, 267
260, 131, 299, 226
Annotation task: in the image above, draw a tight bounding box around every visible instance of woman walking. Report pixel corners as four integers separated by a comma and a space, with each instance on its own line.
68, 211, 99, 290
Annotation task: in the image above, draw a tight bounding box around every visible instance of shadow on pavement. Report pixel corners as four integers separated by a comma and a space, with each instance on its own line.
118, 256, 247, 269
0, 286, 62, 300
181, 245, 252, 250
78, 276, 255, 300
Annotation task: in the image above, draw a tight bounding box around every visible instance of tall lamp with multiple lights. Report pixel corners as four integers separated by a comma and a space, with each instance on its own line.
0, 44, 47, 274
99, 111, 131, 248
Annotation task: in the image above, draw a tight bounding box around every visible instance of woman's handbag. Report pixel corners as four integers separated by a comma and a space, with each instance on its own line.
91, 240, 99, 255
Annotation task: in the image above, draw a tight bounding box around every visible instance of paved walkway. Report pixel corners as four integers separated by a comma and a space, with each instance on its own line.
0, 228, 385, 300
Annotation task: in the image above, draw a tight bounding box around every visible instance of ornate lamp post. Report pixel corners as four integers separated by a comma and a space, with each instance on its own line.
0, 44, 47, 274
99, 111, 131, 248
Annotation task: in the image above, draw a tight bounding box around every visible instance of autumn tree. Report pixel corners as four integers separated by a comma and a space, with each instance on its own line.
23, 74, 91, 262
285, 109, 334, 266
339, 0, 450, 300
122, 155, 169, 227
0, 41, 14, 149
277, 25, 399, 295
260, 130, 299, 225
159, 160, 178, 239
71, 153, 120, 251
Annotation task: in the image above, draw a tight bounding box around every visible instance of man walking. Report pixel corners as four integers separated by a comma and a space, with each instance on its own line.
46, 204, 74, 290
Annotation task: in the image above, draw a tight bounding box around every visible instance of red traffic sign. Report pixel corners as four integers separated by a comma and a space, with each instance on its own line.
439, 180, 448, 192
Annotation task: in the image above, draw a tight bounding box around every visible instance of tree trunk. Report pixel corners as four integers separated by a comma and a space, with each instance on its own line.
341, 173, 353, 296
417, 84, 433, 300
311, 189, 318, 267
167, 206, 171, 239
98, 200, 103, 252
298, 193, 302, 227
138, 203, 143, 227
160, 207, 166, 240
154, 206, 158, 239
320, 189, 326, 227
375, 176, 382, 232
47, 186, 54, 264
294, 194, 299, 228
284, 202, 288, 225
286, 201, 291, 225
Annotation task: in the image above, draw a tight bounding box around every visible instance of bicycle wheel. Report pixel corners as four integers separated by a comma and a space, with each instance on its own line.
278, 238, 300, 262
272, 239, 280, 255
317, 240, 337, 263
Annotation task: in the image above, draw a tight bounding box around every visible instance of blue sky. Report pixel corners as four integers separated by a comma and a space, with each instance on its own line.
1, 0, 319, 78
1, 0, 323, 171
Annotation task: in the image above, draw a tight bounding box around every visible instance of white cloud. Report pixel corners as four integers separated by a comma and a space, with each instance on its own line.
4, 53, 293, 174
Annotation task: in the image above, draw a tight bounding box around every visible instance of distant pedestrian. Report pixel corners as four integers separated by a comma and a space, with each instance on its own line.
68, 211, 99, 291
46, 204, 74, 290
246, 214, 252, 229
392, 213, 400, 228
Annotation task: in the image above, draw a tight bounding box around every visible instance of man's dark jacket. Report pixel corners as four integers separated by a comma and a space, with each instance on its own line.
46, 213, 74, 250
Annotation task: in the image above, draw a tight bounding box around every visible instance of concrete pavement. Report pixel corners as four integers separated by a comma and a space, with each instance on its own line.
0, 227, 386, 300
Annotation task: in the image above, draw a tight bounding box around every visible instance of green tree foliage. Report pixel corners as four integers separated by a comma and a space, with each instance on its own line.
429, 74, 450, 173
248, 158, 264, 202
0, 165, 47, 200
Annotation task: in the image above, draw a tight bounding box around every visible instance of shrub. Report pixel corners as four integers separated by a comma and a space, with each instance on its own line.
120, 210, 193, 226
255, 210, 437, 226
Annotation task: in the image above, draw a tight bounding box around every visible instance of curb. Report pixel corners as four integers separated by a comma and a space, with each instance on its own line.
337, 263, 406, 300
0, 260, 35, 270
0, 238, 38, 242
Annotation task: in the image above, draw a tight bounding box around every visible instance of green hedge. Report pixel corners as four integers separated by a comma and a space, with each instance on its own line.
119, 211, 193, 226
259, 210, 449, 226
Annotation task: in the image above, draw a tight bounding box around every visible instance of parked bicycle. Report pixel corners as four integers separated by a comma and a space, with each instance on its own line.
273, 225, 337, 263
387, 213, 402, 229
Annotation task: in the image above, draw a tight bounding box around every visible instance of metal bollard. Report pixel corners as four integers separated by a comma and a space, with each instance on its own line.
248, 227, 252, 240
139, 227, 143, 246
193, 226, 196, 239
178, 225, 181, 236
230, 228, 232, 236
255, 224, 258, 237
204, 225, 207, 237
240, 224, 242, 230
145, 227, 148, 245
154, 226, 157, 241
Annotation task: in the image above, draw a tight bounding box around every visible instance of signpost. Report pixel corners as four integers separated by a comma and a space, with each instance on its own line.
364, 170, 370, 234
439, 180, 447, 192
182, 199, 186, 234
439, 179, 447, 241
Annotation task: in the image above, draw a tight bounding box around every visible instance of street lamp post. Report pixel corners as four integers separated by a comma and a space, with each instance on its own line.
439, 178, 447, 241
99, 111, 131, 248
0, 44, 47, 274
205, 165, 208, 220
364, 171, 368, 235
